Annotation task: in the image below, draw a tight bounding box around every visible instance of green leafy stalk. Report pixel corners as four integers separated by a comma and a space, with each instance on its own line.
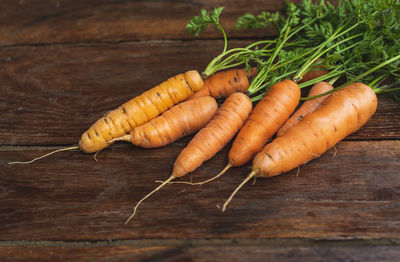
238, 0, 400, 102
187, 7, 279, 77
301, 54, 400, 101
187, 7, 227, 54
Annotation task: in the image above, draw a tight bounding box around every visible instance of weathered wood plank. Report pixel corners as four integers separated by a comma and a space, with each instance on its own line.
1, 140, 399, 240
1, 41, 399, 146
0, 40, 242, 146
1, 245, 399, 262
0, 0, 284, 45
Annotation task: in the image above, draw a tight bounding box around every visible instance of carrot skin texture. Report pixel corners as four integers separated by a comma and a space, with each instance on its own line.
298, 69, 329, 84
79, 70, 203, 153
229, 80, 301, 167
253, 83, 377, 177
277, 82, 334, 137
173, 92, 253, 177
189, 69, 255, 99
129, 96, 218, 148
297, 58, 328, 84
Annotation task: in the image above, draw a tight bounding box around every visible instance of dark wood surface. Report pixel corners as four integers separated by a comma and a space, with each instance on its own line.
1, 244, 400, 262
1, 0, 399, 261
0, 0, 284, 45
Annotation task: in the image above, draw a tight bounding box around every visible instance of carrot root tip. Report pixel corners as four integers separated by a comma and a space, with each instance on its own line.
93, 151, 100, 162
125, 175, 175, 224
8, 145, 80, 165
331, 146, 338, 157
295, 166, 301, 177
222, 170, 257, 212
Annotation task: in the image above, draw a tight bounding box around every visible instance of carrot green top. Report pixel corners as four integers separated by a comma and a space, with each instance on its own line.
187, 0, 400, 101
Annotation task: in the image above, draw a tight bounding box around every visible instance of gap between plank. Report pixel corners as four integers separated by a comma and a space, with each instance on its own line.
0, 238, 399, 248
0, 36, 270, 49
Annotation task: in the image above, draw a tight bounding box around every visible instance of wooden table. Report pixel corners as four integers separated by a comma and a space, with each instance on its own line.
1, 1, 399, 261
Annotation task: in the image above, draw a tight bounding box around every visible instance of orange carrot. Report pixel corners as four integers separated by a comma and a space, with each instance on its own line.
113, 96, 218, 148
189, 68, 257, 99
173, 92, 252, 177
229, 80, 300, 167
298, 68, 329, 83
125, 92, 252, 223
79, 70, 204, 153
183, 80, 300, 185
297, 58, 329, 84
276, 81, 333, 137
8, 70, 204, 165
222, 83, 377, 211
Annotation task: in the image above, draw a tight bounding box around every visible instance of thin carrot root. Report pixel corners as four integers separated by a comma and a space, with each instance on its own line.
93, 151, 100, 162
8, 146, 79, 165
331, 146, 338, 157
109, 135, 131, 143
125, 175, 175, 224
156, 163, 233, 186
252, 176, 257, 186
222, 170, 257, 212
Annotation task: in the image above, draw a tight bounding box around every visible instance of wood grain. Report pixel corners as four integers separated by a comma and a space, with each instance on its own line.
1, 140, 399, 240
1, 245, 399, 262
0, 40, 240, 145
1, 41, 399, 147
2, 0, 399, 260
0, 0, 286, 46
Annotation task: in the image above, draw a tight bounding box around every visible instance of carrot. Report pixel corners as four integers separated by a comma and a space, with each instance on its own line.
276, 81, 333, 137
80, 70, 204, 153
297, 59, 328, 84
190, 66, 320, 100
181, 80, 300, 185
173, 92, 252, 176
189, 68, 257, 99
222, 83, 377, 211
229, 80, 300, 166
299, 68, 329, 83
8, 70, 204, 164
113, 96, 218, 148
125, 92, 252, 223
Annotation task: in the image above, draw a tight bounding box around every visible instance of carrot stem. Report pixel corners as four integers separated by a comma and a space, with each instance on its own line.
298, 66, 346, 89
125, 175, 175, 224
222, 170, 257, 212
300, 54, 400, 101
8, 146, 79, 165
295, 32, 363, 82
375, 87, 400, 94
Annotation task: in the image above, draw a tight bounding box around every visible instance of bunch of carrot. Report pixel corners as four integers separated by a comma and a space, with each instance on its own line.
178, 0, 400, 211
9, 0, 400, 222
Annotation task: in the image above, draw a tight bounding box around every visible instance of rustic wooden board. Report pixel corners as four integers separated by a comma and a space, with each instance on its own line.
0, 40, 240, 145
1, 41, 399, 146
2, 0, 399, 260
1, 140, 399, 240
1, 244, 399, 262
0, 0, 285, 46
